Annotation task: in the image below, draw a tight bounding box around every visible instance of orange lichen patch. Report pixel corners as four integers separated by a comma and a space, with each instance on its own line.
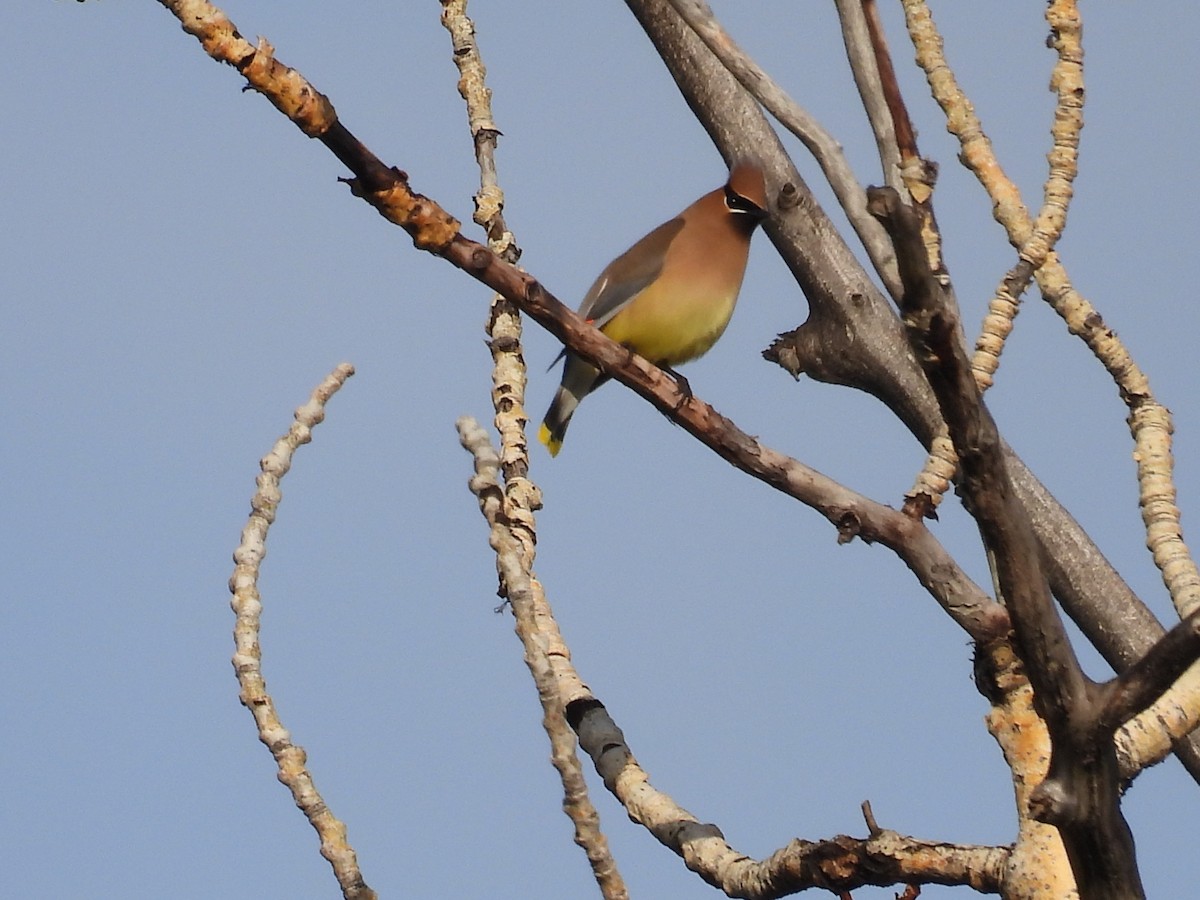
240, 39, 337, 138
353, 180, 462, 252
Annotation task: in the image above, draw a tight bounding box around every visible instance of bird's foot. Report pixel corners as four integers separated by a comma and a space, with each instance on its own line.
661, 365, 692, 410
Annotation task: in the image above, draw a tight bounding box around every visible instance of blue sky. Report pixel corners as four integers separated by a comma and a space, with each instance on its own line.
4, 3, 1199, 898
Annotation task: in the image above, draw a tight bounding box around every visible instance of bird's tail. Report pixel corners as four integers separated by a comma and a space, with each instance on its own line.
538, 385, 579, 457
539, 356, 606, 457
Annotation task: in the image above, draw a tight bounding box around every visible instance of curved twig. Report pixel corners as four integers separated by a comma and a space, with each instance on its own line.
228, 364, 374, 900
457, 420, 628, 898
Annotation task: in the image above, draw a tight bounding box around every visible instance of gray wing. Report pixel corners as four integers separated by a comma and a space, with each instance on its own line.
578, 217, 684, 327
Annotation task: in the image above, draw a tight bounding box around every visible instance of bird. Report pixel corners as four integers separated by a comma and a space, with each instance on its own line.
537, 161, 768, 457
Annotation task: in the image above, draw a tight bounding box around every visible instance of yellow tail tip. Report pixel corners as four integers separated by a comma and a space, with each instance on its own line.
537, 422, 562, 457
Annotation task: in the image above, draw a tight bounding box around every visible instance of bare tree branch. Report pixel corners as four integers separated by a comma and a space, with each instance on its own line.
566, 697, 1007, 897
969, 0, 1081, 393
975, 640, 1078, 895
871, 185, 1143, 899
457, 419, 628, 898
1103, 610, 1200, 732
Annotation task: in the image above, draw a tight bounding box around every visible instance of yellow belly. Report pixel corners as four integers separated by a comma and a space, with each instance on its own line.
600, 286, 738, 367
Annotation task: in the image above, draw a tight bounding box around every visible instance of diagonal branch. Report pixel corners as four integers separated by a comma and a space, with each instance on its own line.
457, 419, 627, 898
156, 0, 1001, 644
1102, 608, 1200, 732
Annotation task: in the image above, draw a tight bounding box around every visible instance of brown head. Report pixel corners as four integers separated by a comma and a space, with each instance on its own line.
723, 161, 769, 229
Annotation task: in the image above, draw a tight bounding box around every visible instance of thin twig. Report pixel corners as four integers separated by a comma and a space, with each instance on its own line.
439, 4, 627, 896
969, 0, 1083, 391
833, 0, 903, 194
441, 0, 518, 263
228, 364, 374, 900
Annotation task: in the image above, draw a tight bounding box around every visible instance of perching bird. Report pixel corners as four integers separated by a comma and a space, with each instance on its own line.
538, 161, 768, 456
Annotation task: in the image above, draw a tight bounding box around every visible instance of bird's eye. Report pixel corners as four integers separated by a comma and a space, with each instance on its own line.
725, 185, 765, 217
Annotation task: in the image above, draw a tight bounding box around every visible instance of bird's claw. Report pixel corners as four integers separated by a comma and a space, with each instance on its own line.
663, 365, 692, 410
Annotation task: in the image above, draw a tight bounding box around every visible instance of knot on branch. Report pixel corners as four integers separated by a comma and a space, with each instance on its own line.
902, 492, 937, 521
1029, 777, 1075, 826
836, 511, 863, 544
762, 329, 806, 380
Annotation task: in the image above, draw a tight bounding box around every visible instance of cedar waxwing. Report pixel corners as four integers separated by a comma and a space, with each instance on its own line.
538, 161, 768, 456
